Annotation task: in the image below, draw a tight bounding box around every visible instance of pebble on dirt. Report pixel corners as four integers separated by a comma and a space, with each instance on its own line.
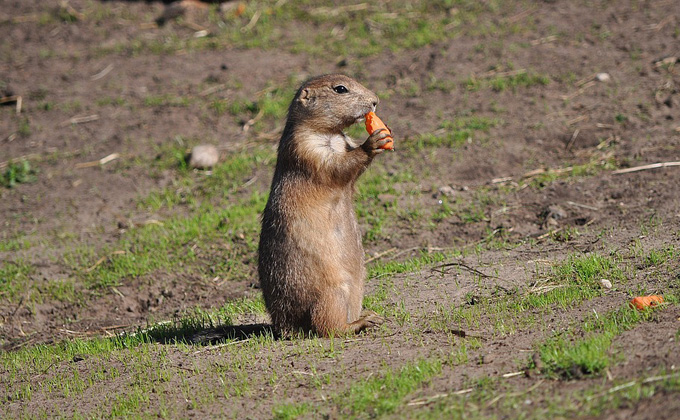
189, 144, 220, 169
600, 279, 612, 289
595, 72, 611, 82
437, 185, 456, 199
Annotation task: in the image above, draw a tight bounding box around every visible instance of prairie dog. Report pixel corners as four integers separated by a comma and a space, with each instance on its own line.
258, 74, 391, 337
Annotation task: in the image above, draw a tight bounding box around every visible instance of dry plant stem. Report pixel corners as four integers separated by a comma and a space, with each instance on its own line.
241, 9, 261, 32
431, 262, 496, 278
531, 35, 557, 45
506, 8, 536, 23
310, 3, 369, 17
199, 84, 227, 96
407, 393, 450, 406
365, 247, 397, 263
485, 380, 545, 408
90, 64, 114, 81
566, 201, 599, 211
85, 250, 126, 272
567, 115, 588, 125
565, 128, 580, 151
61, 114, 99, 127
585, 373, 680, 402
193, 339, 252, 354
75, 153, 120, 169
561, 81, 595, 100
612, 161, 680, 174
0, 95, 22, 114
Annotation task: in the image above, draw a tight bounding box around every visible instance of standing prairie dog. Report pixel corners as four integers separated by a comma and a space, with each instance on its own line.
258, 74, 391, 337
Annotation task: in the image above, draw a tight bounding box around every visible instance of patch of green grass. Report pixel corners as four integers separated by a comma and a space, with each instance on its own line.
36, 279, 81, 304
56, 3, 81, 23
73, 187, 266, 289
70, 145, 272, 289
447, 336, 483, 366
642, 246, 677, 267
227, 84, 295, 127
368, 251, 448, 280
537, 305, 655, 379
338, 358, 442, 417
39, 101, 55, 111
0, 233, 31, 252
1, 160, 38, 188
141, 143, 272, 211
1, 296, 266, 381
17, 118, 31, 137
91, 1, 524, 60
58, 100, 83, 113
408, 116, 501, 150
550, 226, 581, 243
355, 165, 414, 242
527, 155, 618, 189
95, 96, 127, 107
431, 253, 626, 335
0, 259, 34, 303
209, 99, 229, 115
273, 402, 311, 420
406, 369, 680, 419
276, 358, 442, 418
551, 253, 624, 288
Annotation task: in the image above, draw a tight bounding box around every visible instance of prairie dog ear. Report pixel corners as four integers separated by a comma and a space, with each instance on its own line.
298, 88, 314, 107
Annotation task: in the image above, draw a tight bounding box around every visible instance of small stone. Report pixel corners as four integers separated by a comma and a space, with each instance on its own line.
438, 185, 456, 199
600, 279, 612, 289
189, 145, 219, 169
595, 72, 611, 82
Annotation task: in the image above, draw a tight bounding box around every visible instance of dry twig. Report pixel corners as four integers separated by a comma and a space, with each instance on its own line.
241, 9, 261, 32
365, 247, 397, 263
566, 201, 599, 211
90, 64, 114, 81
432, 262, 496, 278
61, 114, 99, 126
75, 153, 120, 169
561, 81, 595, 100
586, 373, 680, 401
530, 35, 557, 45
565, 129, 580, 151
85, 250, 126, 272
506, 7, 536, 23
0, 95, 22, 114
612, 161, 680, 174
309, 3, 369, 17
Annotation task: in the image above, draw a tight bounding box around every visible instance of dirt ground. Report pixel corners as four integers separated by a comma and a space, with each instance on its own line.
1, 0, 679, 418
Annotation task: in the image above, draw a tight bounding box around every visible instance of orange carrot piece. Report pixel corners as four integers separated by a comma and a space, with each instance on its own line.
630, 295, 664, 310
365, 112, 394, 150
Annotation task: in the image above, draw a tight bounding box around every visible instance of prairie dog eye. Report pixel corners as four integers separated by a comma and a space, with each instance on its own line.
333, 85, 349, 94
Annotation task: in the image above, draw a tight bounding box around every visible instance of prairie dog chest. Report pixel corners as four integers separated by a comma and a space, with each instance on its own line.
286, 186, 361, 249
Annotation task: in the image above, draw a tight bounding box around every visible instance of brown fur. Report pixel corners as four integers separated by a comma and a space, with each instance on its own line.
258, 74, 390, 337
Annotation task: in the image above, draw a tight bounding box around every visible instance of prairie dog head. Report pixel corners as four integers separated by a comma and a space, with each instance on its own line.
287, 74, 379, 134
